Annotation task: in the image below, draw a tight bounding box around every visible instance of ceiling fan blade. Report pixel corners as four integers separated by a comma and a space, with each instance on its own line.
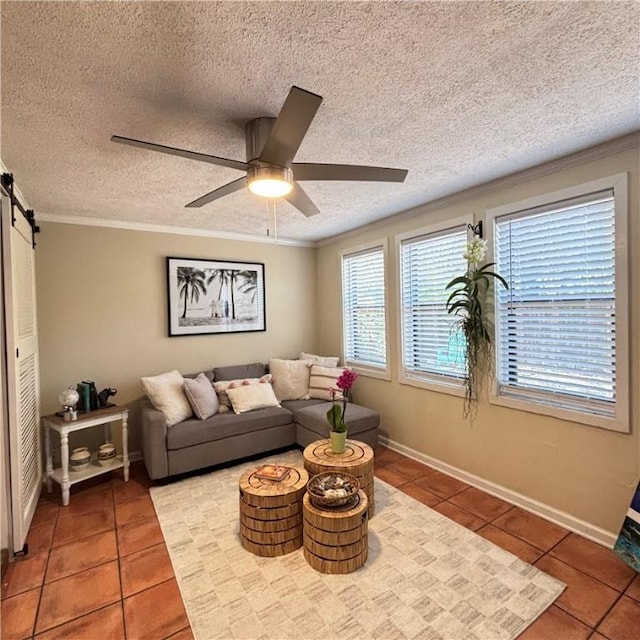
292, 163, 408, 183
283, 182, 320, 217
111, 135, 248, 172
258, 86, 323, 168
185, 177, 247, 208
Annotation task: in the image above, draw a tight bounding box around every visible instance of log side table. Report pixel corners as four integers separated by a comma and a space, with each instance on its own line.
303, 490, 368, 574
42, 405, 129, 506
302, 439, 375, 516
239, 465, 309, 557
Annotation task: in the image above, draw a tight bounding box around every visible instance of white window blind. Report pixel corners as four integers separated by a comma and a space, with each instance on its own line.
342, 246, 387, 369
400, 227, 468, 381
495, 190, 618, 417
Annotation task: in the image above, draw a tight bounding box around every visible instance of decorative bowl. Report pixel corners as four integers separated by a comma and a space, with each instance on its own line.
307, 472, 359, 509
70, 447, 91, 471
97, 443, 117, 466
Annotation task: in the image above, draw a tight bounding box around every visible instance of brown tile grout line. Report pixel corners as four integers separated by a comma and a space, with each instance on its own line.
142, 496, 192, 640
29, 497, 58, 639
113, 480, 128, 640
113, 477, 192, 640
33, 601, 121, 640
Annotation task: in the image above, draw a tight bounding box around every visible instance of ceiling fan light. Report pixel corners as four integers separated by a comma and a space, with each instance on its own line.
247, 166, 293, 198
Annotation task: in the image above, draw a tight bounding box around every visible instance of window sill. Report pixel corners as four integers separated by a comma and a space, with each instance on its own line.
399, 373, 465, 397
345, 362, 391, 381
489, 393, 629, 434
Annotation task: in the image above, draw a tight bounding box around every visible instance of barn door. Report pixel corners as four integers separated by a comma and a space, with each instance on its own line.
1, 194, 41, 554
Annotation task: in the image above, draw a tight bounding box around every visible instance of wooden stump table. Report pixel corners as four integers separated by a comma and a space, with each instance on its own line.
303, 439, 375, 516
303, 490, 369, 574
239, 465, 308, 557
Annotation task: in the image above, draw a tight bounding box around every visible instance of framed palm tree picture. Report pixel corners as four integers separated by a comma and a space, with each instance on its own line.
166, 257, 266, 336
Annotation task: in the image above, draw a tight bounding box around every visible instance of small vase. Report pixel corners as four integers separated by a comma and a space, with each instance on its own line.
70, 447, 91, 472
97, 443, 117, 466
330, 431, 347, 453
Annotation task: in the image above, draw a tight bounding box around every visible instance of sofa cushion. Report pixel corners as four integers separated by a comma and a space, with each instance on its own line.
183, 373, 219, 420
227, 382, 280, 414
280, 399, 327, 415
294, 402, 379, 437
213, 362, 267, 382
166, 406, 294, 450
141, 370, 193, 427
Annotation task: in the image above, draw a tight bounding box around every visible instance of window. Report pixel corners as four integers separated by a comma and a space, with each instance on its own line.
490, 174, 629, 432
341, 242, 388, 376
399, 220, 469, 390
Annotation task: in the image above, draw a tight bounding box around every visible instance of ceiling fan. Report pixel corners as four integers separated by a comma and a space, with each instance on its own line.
111, 86, 408, 217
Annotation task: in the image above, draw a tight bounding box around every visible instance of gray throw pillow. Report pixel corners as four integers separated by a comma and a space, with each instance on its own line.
183, 373, 219, 420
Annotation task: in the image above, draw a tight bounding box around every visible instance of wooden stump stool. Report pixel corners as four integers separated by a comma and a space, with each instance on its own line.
303, 439, 375, 516
239, 465, 308, 557
303, 490, 368, 574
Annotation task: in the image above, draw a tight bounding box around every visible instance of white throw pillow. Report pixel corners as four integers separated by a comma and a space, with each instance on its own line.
141, 370, 193, 427
269, 359, 311, 401
183, 373, 219, 420
309, 364, 347, 401
299, 352, 340, 367
227, 383, 281, 414
213, 374, 272, 410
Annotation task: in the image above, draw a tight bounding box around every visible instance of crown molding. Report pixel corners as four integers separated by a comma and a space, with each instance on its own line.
318, 131, 640, 247
1, 154, 307, 247
36, 213, 316, 248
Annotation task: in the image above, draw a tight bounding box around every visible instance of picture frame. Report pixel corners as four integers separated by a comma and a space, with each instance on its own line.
166, 257, 266, 337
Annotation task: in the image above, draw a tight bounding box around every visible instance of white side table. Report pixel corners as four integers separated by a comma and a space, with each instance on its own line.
42, 405, 129, 506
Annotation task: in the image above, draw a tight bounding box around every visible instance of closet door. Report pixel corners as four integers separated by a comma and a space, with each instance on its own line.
1, 195, 41, 553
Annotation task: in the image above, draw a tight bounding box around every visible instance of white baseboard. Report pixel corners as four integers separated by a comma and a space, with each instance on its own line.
379, 435, 618, 549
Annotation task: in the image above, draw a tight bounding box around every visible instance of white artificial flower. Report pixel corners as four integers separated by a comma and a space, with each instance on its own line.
463, 235, 487, 266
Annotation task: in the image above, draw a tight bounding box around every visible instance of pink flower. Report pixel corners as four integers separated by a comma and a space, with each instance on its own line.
336, 369, 357, 392
326, 369, 358, 433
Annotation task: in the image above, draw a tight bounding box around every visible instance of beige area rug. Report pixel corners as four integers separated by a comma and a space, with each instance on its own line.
150, 450, 564, 640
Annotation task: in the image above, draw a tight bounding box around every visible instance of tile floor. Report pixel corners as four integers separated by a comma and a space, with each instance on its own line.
1, 446, 638, 639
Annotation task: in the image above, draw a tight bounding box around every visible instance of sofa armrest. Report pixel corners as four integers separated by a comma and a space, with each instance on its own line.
141, 405, 169, 480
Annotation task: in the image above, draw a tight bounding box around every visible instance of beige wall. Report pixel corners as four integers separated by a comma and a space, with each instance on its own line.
316, 144, 639, 534
33, 142, 638, 534
36, 224, 317, 454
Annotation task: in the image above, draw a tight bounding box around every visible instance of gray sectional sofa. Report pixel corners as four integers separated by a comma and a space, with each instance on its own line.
141, 362, 379, 480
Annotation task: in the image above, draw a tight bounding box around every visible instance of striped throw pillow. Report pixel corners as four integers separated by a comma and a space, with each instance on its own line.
308, 365, 346, 401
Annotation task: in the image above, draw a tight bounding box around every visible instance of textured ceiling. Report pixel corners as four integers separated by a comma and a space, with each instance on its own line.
1, 1, 639, 243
